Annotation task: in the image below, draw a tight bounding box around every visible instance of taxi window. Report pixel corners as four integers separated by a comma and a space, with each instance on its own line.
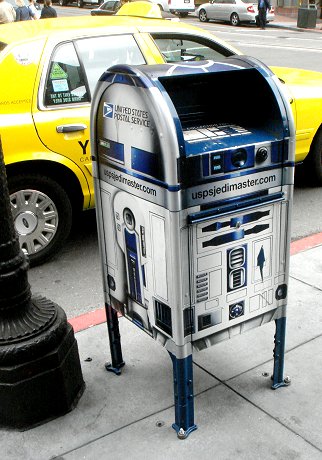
151, 34, 234, 63
75, 35, 145, 97
44, 42, 89, 107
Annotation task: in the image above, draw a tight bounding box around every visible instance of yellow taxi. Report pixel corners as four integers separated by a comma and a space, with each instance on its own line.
0, 2, 321, 265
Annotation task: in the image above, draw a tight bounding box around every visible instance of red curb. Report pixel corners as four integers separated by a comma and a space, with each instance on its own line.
69, 308, 107, 333
69, 233, 322, 333
290, 232, 322, 256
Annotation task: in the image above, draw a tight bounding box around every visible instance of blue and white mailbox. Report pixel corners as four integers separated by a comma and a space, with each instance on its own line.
91, 57, 295, 438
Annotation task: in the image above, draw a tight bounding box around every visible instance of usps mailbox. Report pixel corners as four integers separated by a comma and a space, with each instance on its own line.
91, 57, 295, 438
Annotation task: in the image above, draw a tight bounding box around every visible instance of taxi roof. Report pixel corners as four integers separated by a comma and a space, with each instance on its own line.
0, 14, 204, 46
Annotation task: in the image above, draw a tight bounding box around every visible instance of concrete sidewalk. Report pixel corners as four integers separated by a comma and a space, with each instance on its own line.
270, 11, 322, 31
3, 234, 322, 459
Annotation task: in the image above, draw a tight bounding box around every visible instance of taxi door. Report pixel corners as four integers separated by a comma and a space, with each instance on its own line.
32, 33, 148, 208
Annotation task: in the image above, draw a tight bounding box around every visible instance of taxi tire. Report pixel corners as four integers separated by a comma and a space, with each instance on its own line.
301, 128, 322, 185
8, 174, 73, 267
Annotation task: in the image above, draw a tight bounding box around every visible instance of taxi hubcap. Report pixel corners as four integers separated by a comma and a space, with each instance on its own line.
10, 189, 58, 256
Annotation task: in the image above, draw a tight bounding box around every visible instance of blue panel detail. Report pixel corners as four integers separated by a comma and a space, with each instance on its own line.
100, 65, 153, 89
223, 146, 255, 173
131, 147, 159, 178
100, 138, 124, 163
210, 152, 223, 174
184, 129, 275, 158
271, 139, 289, 163
202, 154, 210, 177
124, 229, 142, 304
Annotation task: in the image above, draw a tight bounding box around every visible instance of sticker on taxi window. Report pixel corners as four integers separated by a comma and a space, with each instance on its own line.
52, 79, 69, 92
50, 63, 68, 80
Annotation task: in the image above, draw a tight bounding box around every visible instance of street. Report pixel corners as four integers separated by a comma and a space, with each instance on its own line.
187, 17, 322, 72
28, 6, 322, 318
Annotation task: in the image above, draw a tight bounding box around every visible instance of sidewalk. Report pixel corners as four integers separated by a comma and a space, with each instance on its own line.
271, 11, 322, 31
2, 233, 322, 459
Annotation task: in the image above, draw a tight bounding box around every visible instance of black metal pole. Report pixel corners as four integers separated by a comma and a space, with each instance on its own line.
0, 137, 85, 429
104, 303, 125, 375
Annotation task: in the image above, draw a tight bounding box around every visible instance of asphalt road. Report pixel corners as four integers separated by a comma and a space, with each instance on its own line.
28, 7, 322, 317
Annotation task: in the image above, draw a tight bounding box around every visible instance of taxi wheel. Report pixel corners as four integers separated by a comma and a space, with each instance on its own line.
199, 9, 208, 22
304, 129, 322, 185
8, 174, 73, 267
230, 12, 240, 26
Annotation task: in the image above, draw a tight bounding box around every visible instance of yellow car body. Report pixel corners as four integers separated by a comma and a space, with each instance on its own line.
0, 4, 321, 265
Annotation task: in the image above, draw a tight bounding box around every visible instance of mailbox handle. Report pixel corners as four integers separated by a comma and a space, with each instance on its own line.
56, 124, 87, 133
188, 192, 284, 225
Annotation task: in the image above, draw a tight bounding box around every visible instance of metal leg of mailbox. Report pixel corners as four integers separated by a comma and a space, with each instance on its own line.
169, 352, 197, 439
272, 316, 290, 389
105, 303, 125, 375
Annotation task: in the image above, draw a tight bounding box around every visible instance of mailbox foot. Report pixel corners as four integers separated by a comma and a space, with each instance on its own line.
105, 303, 125, 375
169, 352, 197, 438
105, 361, 125, 376
271, 317, 289, 389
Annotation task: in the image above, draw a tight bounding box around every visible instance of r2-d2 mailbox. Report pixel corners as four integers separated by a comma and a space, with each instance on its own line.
91, 57, 295, 439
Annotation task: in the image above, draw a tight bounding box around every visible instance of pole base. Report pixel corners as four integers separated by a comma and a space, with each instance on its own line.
105, 361, 125, 375
0, 324, 85, 429
172, 423, 198, 439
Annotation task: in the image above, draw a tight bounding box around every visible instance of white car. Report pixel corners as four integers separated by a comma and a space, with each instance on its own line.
197, 0, 275, 26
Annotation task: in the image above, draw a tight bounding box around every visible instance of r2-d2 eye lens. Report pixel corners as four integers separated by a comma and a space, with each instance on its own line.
123, 208, 135, 230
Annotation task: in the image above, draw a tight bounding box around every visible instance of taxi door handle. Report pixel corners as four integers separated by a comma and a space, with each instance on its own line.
56, 124, 87, 133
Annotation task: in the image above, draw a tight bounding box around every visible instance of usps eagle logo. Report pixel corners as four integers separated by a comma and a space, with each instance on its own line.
103, 103, 114, 118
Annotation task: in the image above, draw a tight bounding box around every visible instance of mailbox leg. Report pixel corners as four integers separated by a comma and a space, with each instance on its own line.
105, 303, 125, 375
272, 316, 290, 389
169, 352, 197, 439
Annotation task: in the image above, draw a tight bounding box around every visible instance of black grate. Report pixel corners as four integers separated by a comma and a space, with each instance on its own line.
183, 307, 194, 336
155, 300, 172, 337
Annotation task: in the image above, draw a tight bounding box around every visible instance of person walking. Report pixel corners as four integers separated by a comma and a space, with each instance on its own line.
40, 0, 57, 18
257, 0, 271, 29
15, 0, 32, 20
0, 0, 16, 23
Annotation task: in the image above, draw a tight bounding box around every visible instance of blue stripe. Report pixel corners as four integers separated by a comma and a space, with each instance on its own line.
101, 157, 294, 193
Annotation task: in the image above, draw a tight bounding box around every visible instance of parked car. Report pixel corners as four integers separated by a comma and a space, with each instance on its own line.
168, 0, 195, 17
0, 2, 321, 266
91, 0, 120, 15
57, 0, 102, 8
196, 0, 275, 26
